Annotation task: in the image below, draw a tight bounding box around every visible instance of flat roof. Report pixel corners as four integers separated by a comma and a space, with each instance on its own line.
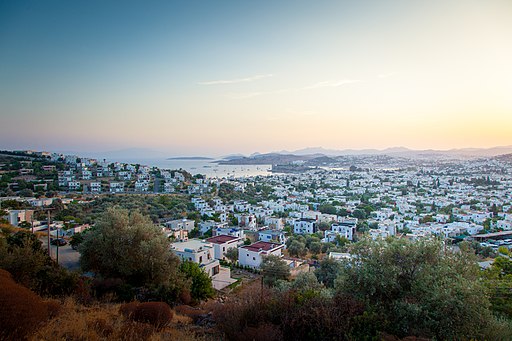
472, 231, 512, 239
206, 235, 240, 244
241, 241, 283, 252
171, 239, 212, 252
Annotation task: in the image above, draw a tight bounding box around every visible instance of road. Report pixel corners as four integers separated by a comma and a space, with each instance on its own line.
40, 238, 81, 271
154, 176, 161, 193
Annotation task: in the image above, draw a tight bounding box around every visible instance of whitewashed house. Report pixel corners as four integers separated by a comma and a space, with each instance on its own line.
238, 241, 284, 268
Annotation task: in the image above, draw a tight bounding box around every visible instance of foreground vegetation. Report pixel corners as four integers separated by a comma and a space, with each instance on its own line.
1, 208, 512, 340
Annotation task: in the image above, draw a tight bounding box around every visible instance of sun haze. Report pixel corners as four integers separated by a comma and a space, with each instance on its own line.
1, 0, 511, 155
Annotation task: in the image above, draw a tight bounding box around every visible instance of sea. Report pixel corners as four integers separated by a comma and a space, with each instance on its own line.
104, 158, 272, 179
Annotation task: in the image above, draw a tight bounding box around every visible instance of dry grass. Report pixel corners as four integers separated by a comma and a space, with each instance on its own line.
119, 301, 173, 328
31, 298, 208, 341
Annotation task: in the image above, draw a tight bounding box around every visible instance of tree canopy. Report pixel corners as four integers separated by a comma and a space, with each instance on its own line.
261, 255, 290, 287
336, 237, 492, 339
179, 261, 215, 302
79, 207, 179, 287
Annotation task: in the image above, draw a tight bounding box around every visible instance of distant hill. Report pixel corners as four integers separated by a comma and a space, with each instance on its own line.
494, 153, 512, 162
220, 154, 246, 161
279, 145, 512, 159
217, 153, 320, 165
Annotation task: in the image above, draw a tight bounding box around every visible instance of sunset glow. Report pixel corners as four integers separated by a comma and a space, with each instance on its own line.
1, 0, 512, 155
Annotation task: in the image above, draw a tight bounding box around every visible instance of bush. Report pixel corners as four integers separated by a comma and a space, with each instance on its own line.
92, 278, 134, 302
0, 230, 78, 296
0, 269, 59, 340
120, 302, 173, 328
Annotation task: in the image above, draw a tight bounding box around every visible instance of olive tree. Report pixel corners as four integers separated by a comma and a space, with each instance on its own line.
79, 207, 179, 287
261, 254, 290, 287
225, 247, 238, 263
336, 237, 492, 340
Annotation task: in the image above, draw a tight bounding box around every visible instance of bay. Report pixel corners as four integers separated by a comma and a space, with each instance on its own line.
104, 157, 272, 178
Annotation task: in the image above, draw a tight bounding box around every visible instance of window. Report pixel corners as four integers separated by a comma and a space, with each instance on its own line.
199, 256, 203, 263
253, 257, 255, 260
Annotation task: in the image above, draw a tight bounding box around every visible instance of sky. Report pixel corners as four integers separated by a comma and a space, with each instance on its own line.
1, 0, 512, 156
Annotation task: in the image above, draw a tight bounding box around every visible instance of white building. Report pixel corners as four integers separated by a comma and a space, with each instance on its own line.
90, 182, 102, 193
171, 239, 219, 277
165, 219, 195, 232
109, 182, 125, 193
293, 218, 317, 234
264, 217, 284, 230
68, 181, 81, 191
135, 180, 150, 192
258, 229, 286, 244
206, 235, 242, 260
213, 227, 246, 240
2, 209, 34, 227
238, 241, 285, 268
82, 170, 92, 180
330, 222, 356, 241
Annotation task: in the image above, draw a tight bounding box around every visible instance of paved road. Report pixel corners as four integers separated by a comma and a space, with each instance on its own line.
40, 238, 81, 271
154, 176, 161, 193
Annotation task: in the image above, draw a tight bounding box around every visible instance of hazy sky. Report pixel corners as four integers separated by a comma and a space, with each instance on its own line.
1, 0, 512, 156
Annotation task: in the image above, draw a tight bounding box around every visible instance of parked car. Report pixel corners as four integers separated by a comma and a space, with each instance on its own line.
50, 238, 67, 246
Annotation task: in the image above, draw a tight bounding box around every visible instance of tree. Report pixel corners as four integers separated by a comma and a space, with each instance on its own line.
352, 209, 366, 219
336, 237, 493, 339
179, 261, 215, 302
316, 221, 331, 231
315, 256, 343, 288
225, 247, 238, 263
337, 208, 349, 217
0, 230, 77, 296
79, 207, 180, 287
484, 256, 512, 318
318, 204, 337, 215
50, 198, 65, 213
287, 240, 307, 258
18, 189, 34, 197
69, 232, 85, 250
497, 246, 510, 256
290, 272, 324, 292
188, 227, 200, 238
309, 241, 322, 255
335, 235, 349, 248
261, 255, 290, 287
321, 242, 336, 254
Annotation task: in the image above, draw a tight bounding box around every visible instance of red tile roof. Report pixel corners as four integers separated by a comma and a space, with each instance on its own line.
206, 235, 240, 244
241, 241, 283, 252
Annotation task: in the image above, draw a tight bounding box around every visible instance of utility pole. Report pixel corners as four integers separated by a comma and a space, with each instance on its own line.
56, 223, 59, 264
260, 273, 264, 304
47, 209, 51, 257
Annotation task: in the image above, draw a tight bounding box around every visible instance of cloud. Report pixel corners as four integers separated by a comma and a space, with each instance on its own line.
226, 92, 265, 99
304, 79, 362, 89
198, 74, 273, 85
226, 78, 361, 99
226, 87, 294, 99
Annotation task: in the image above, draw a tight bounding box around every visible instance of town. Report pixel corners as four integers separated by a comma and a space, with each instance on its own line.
3, 148, 512, 339
2, 149, 512, 286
